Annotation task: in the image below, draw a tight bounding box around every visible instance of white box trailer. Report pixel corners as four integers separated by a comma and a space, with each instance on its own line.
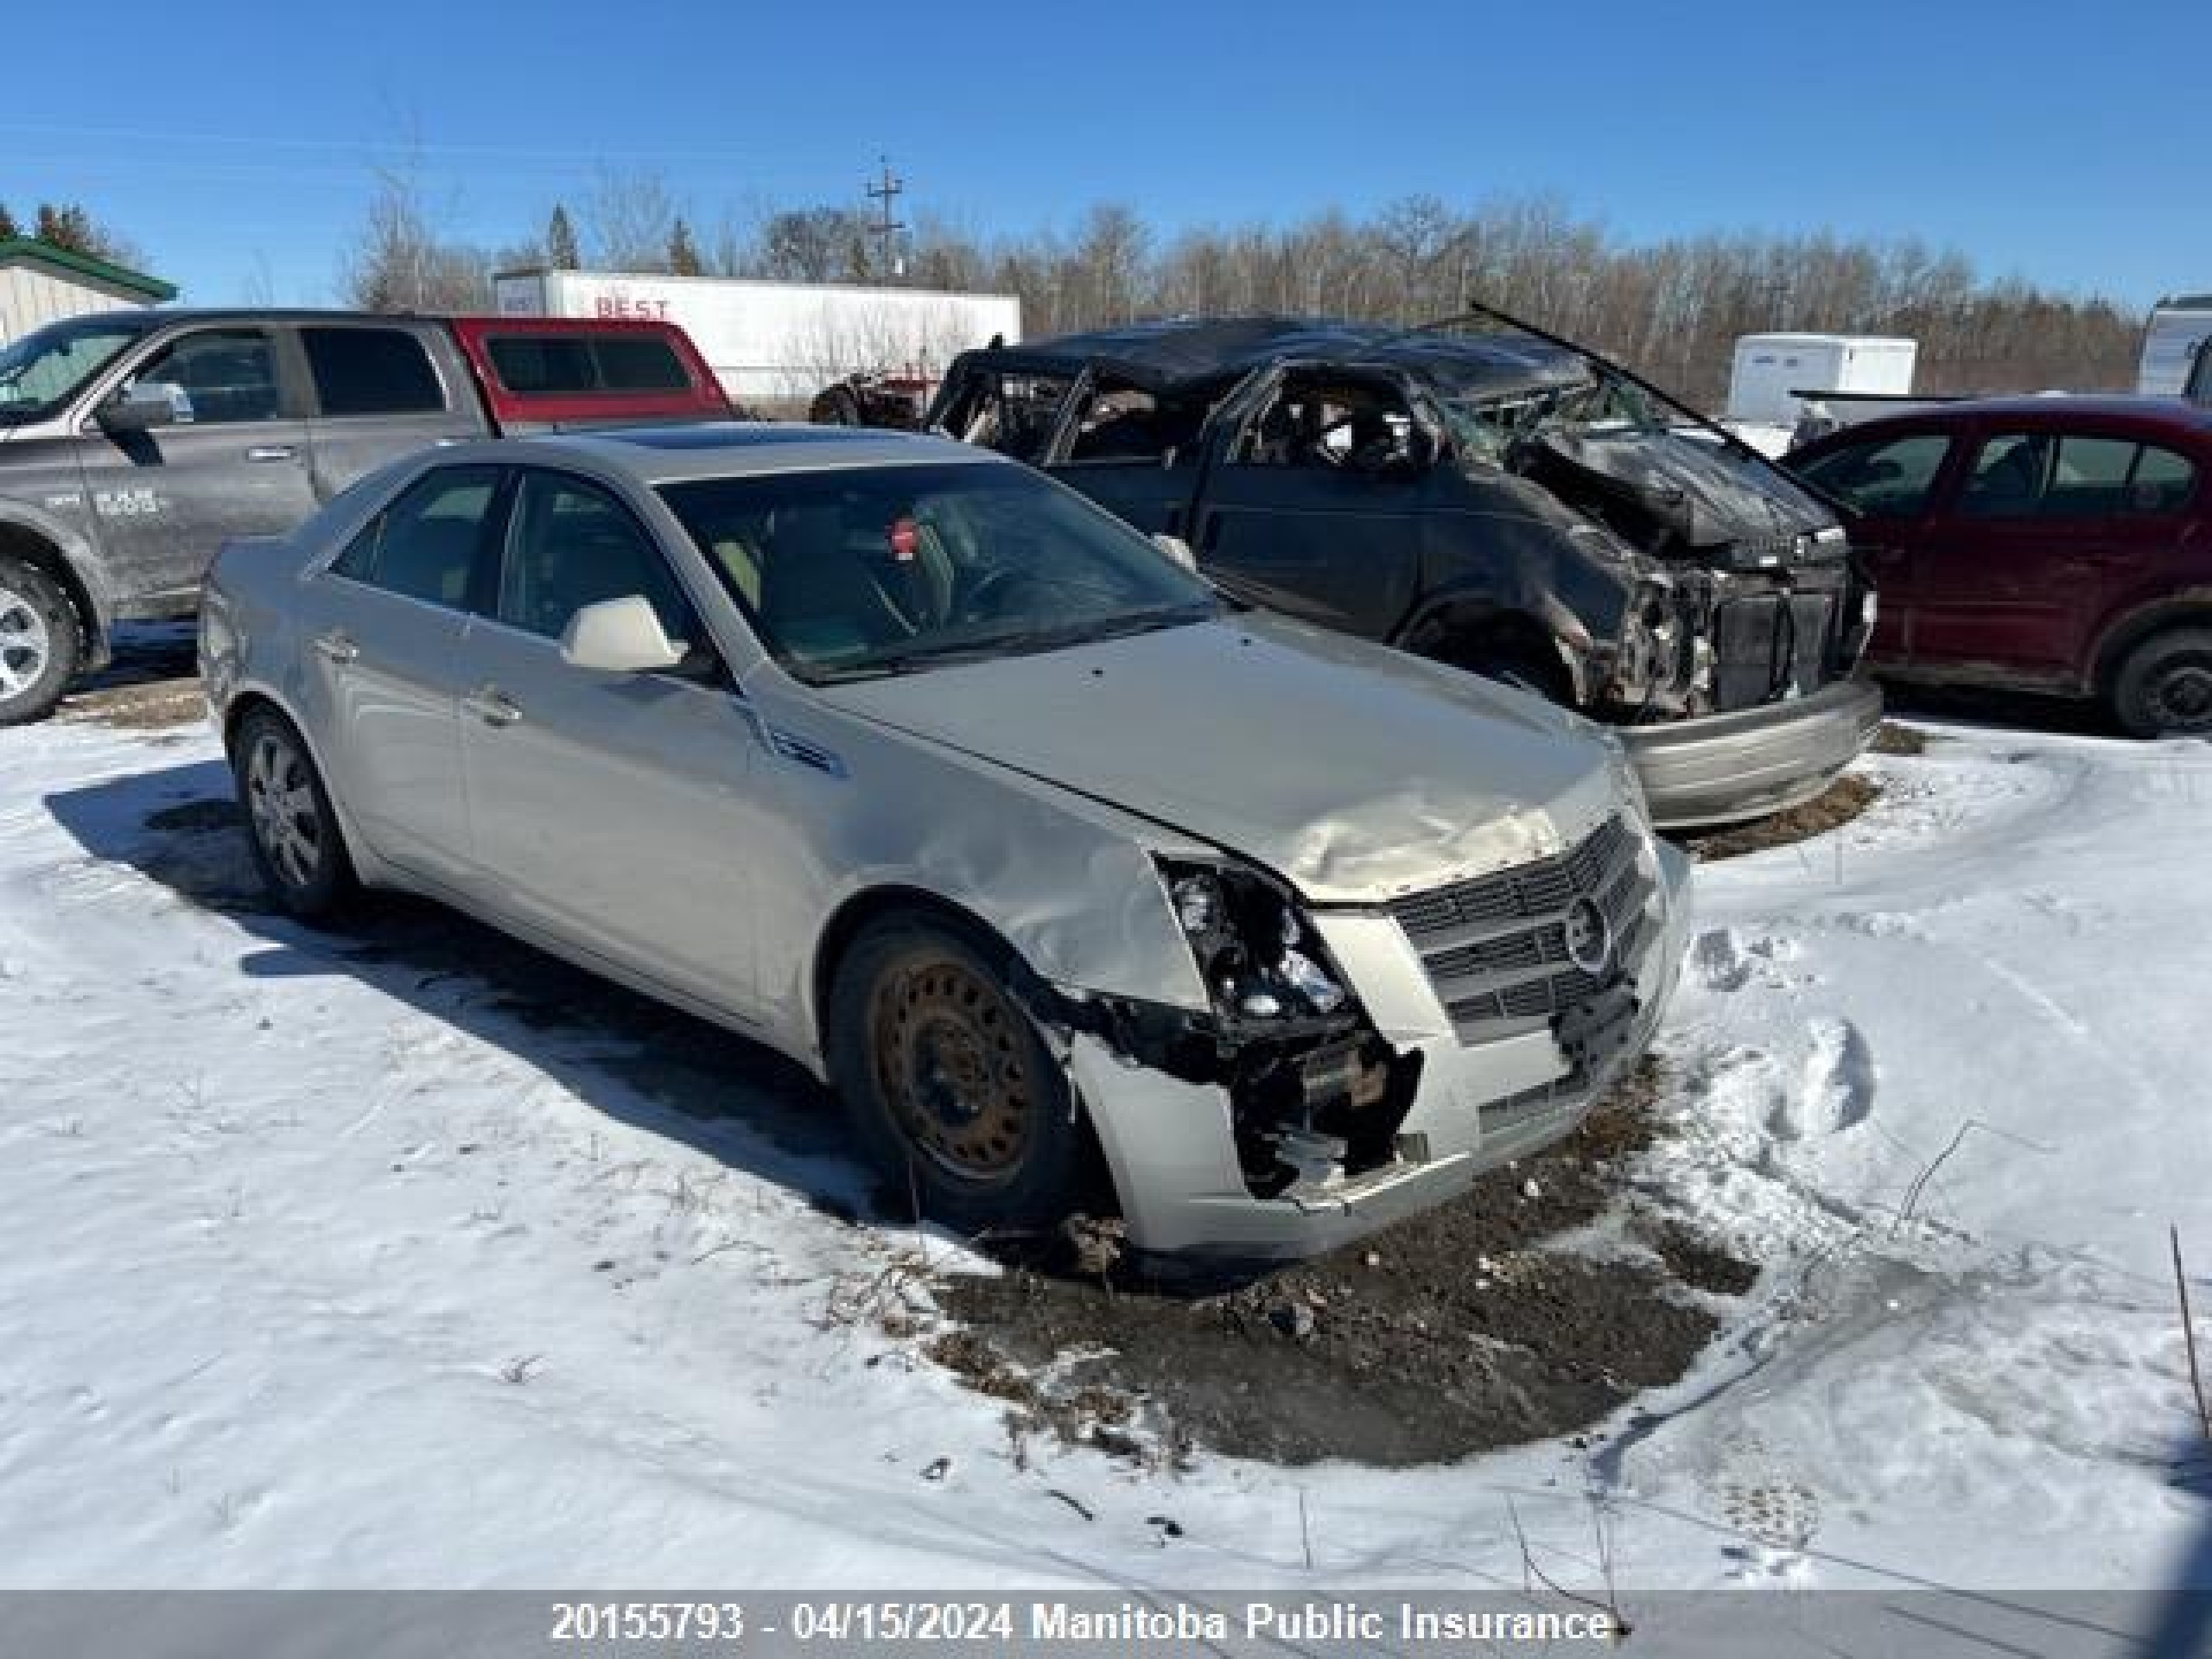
2137, 296, 2212, 396
490, 269, 1021, 409
1725, 333, 1917, 428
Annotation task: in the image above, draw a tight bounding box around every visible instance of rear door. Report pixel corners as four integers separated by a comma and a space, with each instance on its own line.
75, 324, 319, 613
1187, 366, 1435, 638
455, 466, 764, 1015
1037, 372, 1211, 537
1909, 428, 2144, 680
299, 462, 506, 887
300, 322, 482, 501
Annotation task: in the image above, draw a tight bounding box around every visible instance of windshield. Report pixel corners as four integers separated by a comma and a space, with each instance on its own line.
658, 460, 1219, 682
1440, 375, 1677, 466
0, 319, 144, 423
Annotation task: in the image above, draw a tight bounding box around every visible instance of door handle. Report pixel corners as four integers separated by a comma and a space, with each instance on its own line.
246, 445, 297, 462
312, 630, 359, 664
463, 686, 523, 728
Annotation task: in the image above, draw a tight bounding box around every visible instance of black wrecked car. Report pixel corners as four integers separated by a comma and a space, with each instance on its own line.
925, 311, 1882, 829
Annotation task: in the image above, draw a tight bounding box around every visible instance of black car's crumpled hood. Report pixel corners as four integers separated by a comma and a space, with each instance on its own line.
1526, 426, 1839, 558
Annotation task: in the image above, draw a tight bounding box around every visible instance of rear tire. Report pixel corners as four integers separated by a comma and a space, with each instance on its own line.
0, 555, 81, 728
232, 707, 359, 919
825, 914, 1087, 1236
2113, 628, 2212, 737
810, 385, 863, 427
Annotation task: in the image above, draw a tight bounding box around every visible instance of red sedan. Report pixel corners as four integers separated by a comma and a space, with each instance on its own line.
1789, 397, 2212, 735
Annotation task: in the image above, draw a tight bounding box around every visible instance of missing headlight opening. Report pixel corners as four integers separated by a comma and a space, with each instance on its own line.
1015, 864, 1426, 1201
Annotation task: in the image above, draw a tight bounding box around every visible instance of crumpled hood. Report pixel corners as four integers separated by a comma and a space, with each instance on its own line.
1532, 426, 1836, 555
813, 612, 1621, 906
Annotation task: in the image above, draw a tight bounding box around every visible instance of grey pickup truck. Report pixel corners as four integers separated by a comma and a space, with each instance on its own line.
928, 311, 1884, 829
0, 308, 730, 724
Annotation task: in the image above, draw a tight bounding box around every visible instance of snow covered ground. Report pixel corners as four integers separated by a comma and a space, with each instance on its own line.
2, 709, 2207, 1638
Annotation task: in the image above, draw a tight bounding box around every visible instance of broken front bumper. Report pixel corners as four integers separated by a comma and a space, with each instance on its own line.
1068, 833, 1691, 1264
1619, 677, 1882, 831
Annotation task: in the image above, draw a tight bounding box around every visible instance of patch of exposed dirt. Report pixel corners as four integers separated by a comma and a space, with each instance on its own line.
1680, 773, 1880, 862
1867, 721, 1932, 757
929, 1063, 1757, 1468
62, 676, 207, 730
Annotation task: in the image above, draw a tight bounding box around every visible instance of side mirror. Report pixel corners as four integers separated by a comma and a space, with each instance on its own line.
560, 595, 686, 674
1151, 532, 1198, 572
97, 381, 188, 434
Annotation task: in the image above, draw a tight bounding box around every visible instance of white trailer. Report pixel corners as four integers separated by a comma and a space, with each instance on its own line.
1725, 333, 1917, 429
490, 269, 1020, 410
2136, 296, 2212, 396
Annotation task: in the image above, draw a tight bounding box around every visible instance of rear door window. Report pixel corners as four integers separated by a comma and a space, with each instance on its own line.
302, 327, 448, 416
329, 465, 504, 609
482, 334, 693, 396
1959, 433, 2199, 519
2127, 443, 2197, 513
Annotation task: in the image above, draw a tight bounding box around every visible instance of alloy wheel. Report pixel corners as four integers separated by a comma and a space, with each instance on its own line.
0, 582, 50, 702
245, 730, 326, 893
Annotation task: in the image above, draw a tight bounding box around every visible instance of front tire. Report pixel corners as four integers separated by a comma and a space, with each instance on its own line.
0, 555, 81, 728
825, 915, 1087, 1236
2113, 628, 2212, 738
232, 707, 358, 918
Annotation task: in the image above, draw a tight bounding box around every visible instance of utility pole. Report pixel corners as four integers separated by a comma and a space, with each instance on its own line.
866, 157, 906, 281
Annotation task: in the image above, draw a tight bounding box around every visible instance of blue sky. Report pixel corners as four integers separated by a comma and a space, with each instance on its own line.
5, 0, 2203, 312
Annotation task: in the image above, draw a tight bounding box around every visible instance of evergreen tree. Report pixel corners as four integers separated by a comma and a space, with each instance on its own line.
667, 217, 704, 277
0, 202, 18, 241
546, 204, 580, 270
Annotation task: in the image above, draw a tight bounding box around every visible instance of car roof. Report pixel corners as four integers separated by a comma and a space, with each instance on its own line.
490, 423, 1001, 483
31, 308, 693, 335
1805, 394, 2212, 448
961, 315, 1593, 397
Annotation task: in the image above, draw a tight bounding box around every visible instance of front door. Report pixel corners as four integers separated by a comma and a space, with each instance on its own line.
77, 325, 319, 614
1789, 427, 1959, 668
1192, 368, 1434, 638
457, 466, 763, 1017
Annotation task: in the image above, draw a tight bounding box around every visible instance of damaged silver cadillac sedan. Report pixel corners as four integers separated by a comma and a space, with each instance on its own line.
200, 426, 1689, 1262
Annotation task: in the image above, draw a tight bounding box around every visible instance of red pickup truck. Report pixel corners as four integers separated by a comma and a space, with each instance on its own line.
0, 309, 733, 722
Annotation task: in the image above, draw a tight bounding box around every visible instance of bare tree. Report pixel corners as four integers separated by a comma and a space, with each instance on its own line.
582, 168, 682, 273
340, 165, 493, 313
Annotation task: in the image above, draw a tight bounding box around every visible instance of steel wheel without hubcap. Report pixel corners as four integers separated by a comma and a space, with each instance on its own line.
245, 728, 328, 894
2115, 628, 2212, 738
828, 916, 1090, 1233
870, 953, 1033, 1185
2145, 660, 2212, 734
0, 582, 51, 704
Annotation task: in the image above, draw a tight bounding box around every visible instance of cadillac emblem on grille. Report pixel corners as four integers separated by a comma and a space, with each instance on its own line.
1562, 896, 1615, 976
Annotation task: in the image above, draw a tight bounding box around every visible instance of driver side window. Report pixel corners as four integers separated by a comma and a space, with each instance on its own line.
496, 471, 698, 646
126, 328, 284, 425
1236, 378, 1420, 473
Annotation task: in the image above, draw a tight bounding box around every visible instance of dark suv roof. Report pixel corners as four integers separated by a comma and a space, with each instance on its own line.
969, 315, 1592, 399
